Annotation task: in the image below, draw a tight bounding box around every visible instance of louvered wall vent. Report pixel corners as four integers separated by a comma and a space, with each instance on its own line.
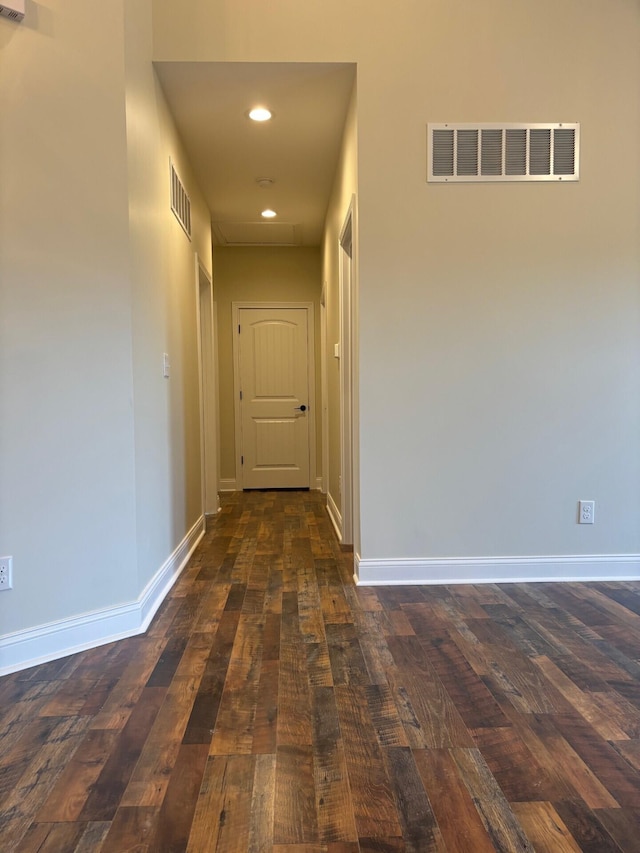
0, 2, 25, 21
428, 123, 579, 182
170, 160, 192, 239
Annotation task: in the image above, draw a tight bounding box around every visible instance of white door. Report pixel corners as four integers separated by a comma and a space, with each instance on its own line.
237, 307, 311, 489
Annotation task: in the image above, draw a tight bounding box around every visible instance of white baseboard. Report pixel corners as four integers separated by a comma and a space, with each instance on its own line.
356, 554, 640, 586
205, 494, 222, 516
315, 477, 323, 491
326, 492, 342, 542
354, 552, 362, 585
0, 516, 205, 676
137, 516, 205, 630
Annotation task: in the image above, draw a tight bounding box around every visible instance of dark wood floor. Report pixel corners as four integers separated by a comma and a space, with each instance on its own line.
1, 491, 640, 852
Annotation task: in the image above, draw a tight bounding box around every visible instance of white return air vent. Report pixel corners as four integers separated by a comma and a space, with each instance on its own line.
0, 1, 24, 21
428, 123, 579, 182
170, 159, 192, 239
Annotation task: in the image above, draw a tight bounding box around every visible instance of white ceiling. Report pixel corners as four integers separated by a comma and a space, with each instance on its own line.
154, 62, 356, 247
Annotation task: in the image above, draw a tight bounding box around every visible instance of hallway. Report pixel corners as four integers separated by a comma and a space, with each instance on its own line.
1, 490, 639, 851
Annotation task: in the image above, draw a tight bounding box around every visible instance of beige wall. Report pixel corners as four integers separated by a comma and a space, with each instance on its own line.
124, 0, 212, 589
0, 1, 213, 652
157, 0, 640, 567
214, 247, 322, 483
0, 2, 138, 633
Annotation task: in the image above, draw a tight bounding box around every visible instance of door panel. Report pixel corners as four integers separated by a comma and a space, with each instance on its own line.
239, 308, 310, 489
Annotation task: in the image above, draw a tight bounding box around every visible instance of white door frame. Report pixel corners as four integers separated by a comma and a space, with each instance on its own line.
232, 301, 317, 490
195, 256, 220, 516
339, 198, 356, 547
320, 281, 328, 495
213, 300, 221, 502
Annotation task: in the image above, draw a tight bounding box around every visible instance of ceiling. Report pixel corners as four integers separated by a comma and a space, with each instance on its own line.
154, 62, 356, 247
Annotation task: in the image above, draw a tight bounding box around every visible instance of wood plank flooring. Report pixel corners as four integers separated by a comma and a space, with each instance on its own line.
1, 489, 640, 851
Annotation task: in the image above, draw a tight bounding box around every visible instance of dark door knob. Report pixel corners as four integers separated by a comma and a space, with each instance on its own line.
294, 404, 307, 412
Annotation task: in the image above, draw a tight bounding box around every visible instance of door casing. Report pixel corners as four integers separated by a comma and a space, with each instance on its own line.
320, 281, 328, 495
339, 203, 354, 545
195, 256, 220, 515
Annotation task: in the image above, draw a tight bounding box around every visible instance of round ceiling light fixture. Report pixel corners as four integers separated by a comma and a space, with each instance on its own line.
248, 107, 272, 122
256, 177, 274, 189
261, 209, 277, 219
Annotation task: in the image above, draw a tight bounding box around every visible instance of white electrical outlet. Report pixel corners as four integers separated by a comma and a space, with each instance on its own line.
0, 556, 13, 590
578, 500, 595, 524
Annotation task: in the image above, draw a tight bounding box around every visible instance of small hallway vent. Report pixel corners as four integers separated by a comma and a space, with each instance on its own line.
170, 160, 192, 239
428, 123, 579, 182
0, 2, 25, 21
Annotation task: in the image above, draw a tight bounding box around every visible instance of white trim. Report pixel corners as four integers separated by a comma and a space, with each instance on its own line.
355, 554, 640, 586
138, 516, 204, 628
195, 255, 205, 516
350, 196, 360, 558
195, 257, 219, 517
326, 492, 343, 542
320, 281, 329, 496
213, 302, 221, 512
0, 516, 205, 676
315, 477, 323, 491
339, 200, 355, 545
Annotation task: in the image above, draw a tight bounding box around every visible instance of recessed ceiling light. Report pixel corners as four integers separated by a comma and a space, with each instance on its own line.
261, 209, 277, 218
248, 107, 272, 122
